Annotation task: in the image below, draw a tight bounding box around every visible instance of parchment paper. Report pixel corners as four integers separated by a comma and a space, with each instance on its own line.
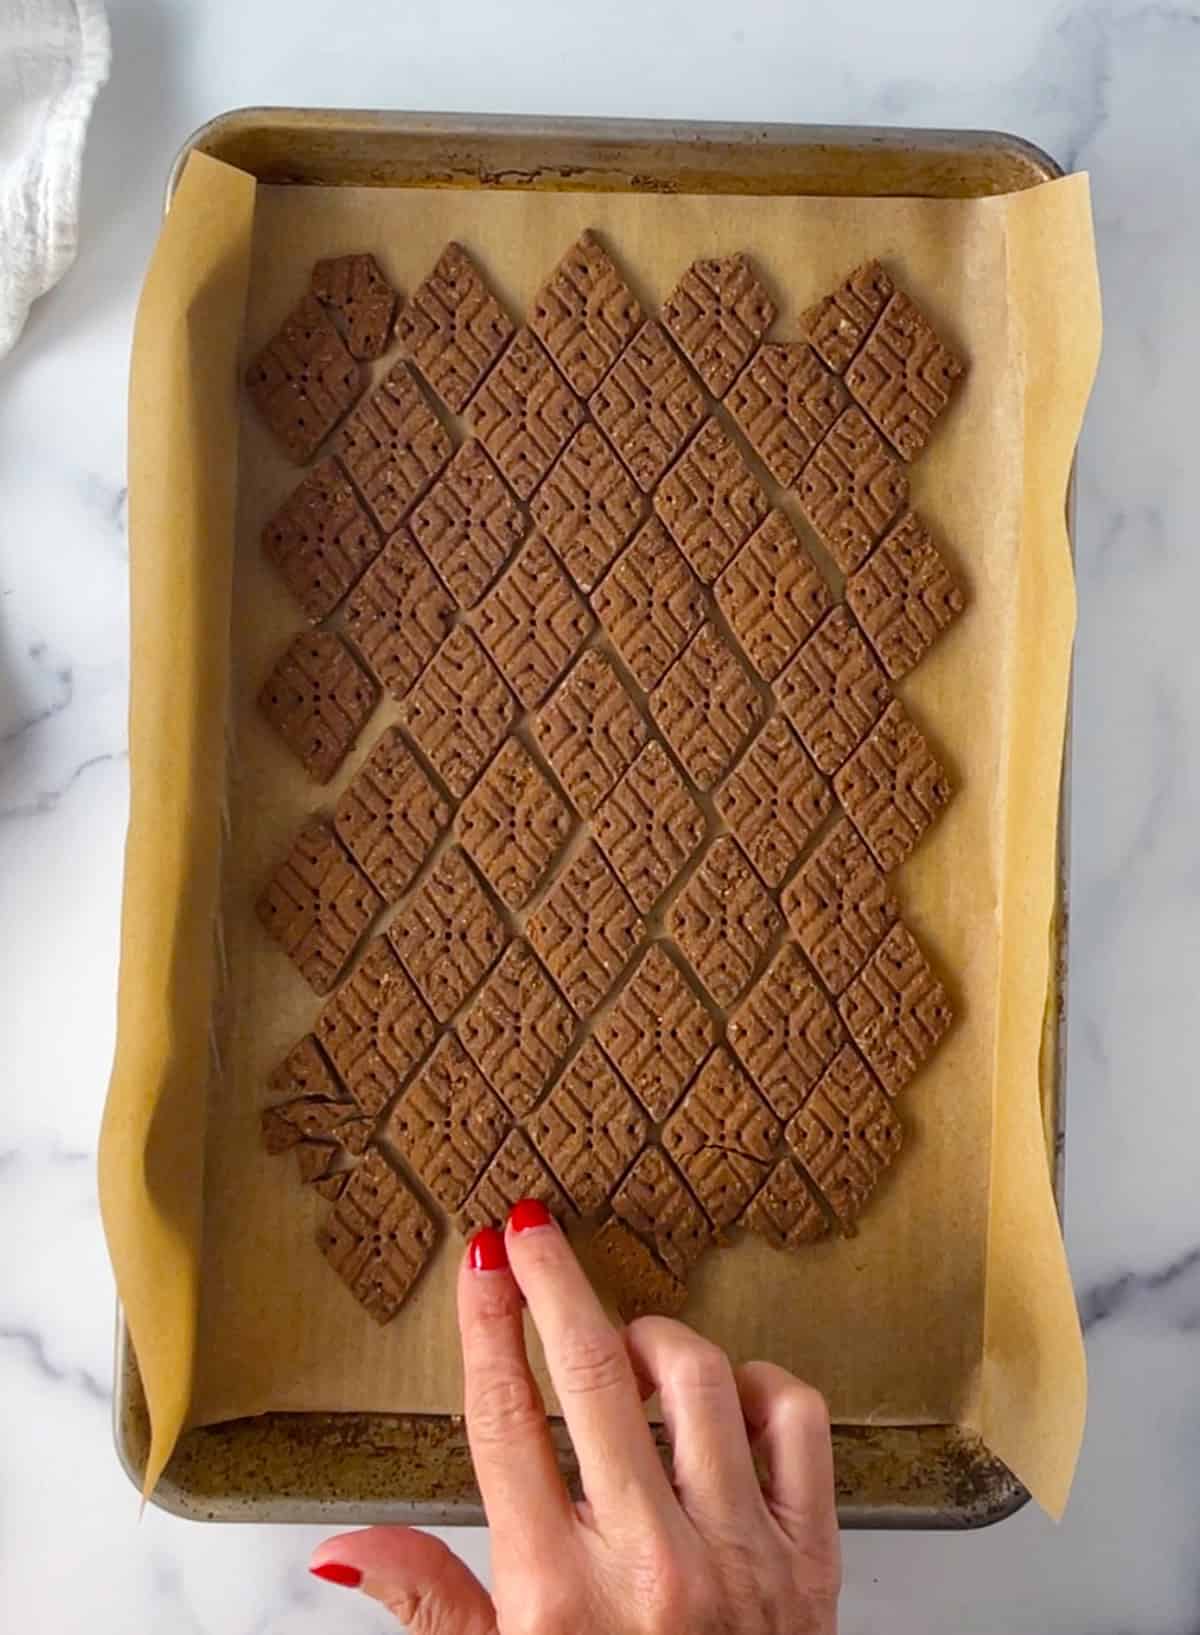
100, 154, 1099, 1516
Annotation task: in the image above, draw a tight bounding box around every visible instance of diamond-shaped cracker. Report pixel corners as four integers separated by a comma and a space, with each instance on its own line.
527, 1040, 649, 1214
409, 439, 527, 610
740, 1158, 830, 1251
726, 343, 849, 487
727, 941, 844, 1120
800, 261, 895, 376
456, 1128, 573, 1236
473, 534, 592, 709
317, 1149, 439, 1323
402, 626, 517, 799
845, 509, 966, 680
457, 737, 573, 911
532, 649, 647, 818
395, 242, 514, 413
662, 254, 777, 399
834, 699, 953, 872
668, 835, 781, 1009
245, 294, 363, 464
468, 327, 584, 500
837, 923, 953, 1096
845, 289, 965, 460
387, 846, 506, 1023
343, 532, 455, 702
715, 508, 833, 684
653, 417, 771, 584
589, 319, 707, 493
530, 422, 646, 592
611, 1146, 712, 1278
716, 716, 832, 890
591, 516, 705, 692
316, 937, 436, 1116
797, 407, 908, 576
385, 1034, 511, 1212
593, 944, 715, 1122
582, 1217, 687, 1322
787, 1046, 902, 1231
312, 252, 397, 360
262, 459, 382, 623
456, 941, 574, 1117
333, 726, 451, 901
256, 820, 381, 996
526, 841, 643, 1018
650, 622, 763, 792
335, 360, 453, 537
593, 741, 706, 914
258, 630, 378, 784
529, 230, 643, 397
662, 1045, 781, 1228
776, 606, 891, 777
781, 817, 899, 997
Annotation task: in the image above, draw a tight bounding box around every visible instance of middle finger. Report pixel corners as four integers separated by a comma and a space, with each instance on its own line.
505, 1202, 679, 1530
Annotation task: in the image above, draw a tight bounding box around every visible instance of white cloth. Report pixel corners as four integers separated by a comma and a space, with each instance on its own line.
0, 0, 110, 358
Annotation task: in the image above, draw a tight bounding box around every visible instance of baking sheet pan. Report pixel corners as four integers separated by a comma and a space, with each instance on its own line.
110, 110, 1083, 1528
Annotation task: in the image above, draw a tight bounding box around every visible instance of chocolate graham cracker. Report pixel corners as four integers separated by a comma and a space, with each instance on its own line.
258, 630, 378, 784
252, 245, 970, 1324
846, 509, 966, 680
715, 508, 833, 683
468, 327, 585, 500
317, 1149, 439, 1323
333, 726, 450, 901
343, 533, 455, 703
800, 260, 895, 376
409, 439, 527, 611
593, 943, 715, 1122
262, 459, 381, 622
385, 1034, 511, 1213
335, 360, 453, 537
456, 942, 574, 1118
527, 1040, 649, 1215
316, 937, 436, 1117
662, 254, 777, 399
457, 736, 573, 911
591, 516, 705, 692
246, 294, 364, 464
312, 253, 397, 361
530, 230, 643, 398
257, 820, 382, 996
662, 1045, 781, 1228
531, 422, 645, 592
395, 242, 514, 414
726, 342, 849, 487
590, 319, 706, 493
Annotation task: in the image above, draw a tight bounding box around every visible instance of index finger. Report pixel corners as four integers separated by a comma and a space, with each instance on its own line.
457, 1229, 574, 1552
505, 1203, 679, 1531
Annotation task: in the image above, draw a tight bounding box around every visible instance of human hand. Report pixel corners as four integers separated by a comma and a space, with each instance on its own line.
310, 1200, 840, 1633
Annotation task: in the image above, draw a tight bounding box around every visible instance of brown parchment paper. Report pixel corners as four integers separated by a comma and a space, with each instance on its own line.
101, 156, 1099, 1517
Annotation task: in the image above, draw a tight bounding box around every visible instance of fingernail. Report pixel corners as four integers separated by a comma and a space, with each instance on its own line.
467, 1225, 508, 1271
310, 1562, 362, 1589
509, 1197, 553, 1233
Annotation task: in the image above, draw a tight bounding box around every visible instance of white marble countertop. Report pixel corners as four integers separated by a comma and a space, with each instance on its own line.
2, 0, 1193, 1628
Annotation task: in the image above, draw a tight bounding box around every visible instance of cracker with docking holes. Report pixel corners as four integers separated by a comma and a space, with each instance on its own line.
257, 630, 378, 784
246, 294, 363, 464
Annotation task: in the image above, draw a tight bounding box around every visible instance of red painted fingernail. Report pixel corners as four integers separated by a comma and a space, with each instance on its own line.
468, 1225, 508, 1271
509, 1197, 553, 1233
310, 1562, 362, 1589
